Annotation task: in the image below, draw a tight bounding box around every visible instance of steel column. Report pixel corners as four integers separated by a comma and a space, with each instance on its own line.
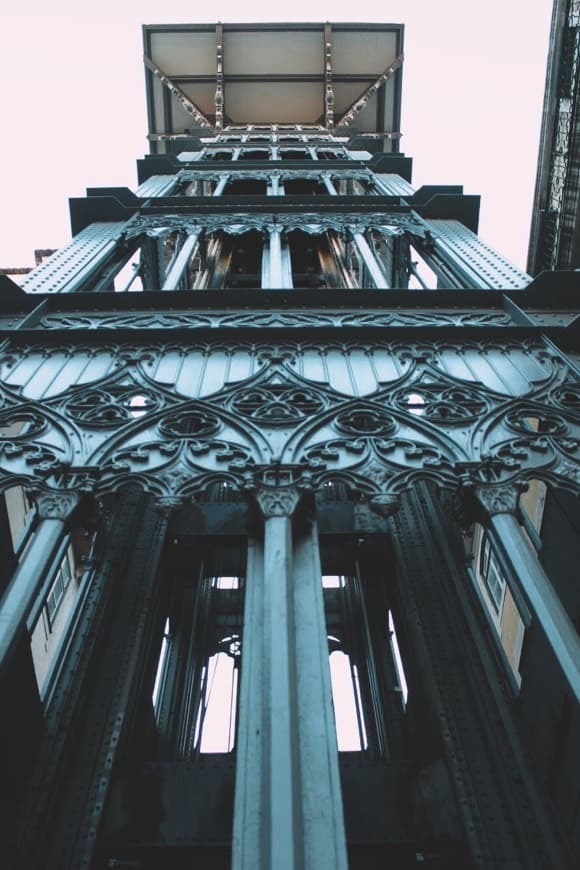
161, 231, 200, 290
322, 175, 338, 195
213, 175, 229, 196
292, 513, 348, 870
233, 492, 348, 870
0, 492, 79, 675
352, 231, 390, 288
37, 492, 168, 868
262, 228, 292, 289
388, 486, 569, 866
489, 512, 580, 702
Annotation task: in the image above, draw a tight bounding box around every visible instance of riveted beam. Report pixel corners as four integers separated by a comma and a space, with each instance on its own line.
337, 52, 404, 128
324, 23, 334, 130
144, 54, 212, 129
215, 22, 224, 130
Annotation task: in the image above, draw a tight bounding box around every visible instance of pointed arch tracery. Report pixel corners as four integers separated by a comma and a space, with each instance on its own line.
0, 338, 578, 506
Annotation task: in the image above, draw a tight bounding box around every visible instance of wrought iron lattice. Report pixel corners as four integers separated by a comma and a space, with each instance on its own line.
230, 383, 326, 424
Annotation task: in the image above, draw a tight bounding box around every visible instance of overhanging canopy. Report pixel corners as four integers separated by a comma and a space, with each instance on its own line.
143, 22, 404, 146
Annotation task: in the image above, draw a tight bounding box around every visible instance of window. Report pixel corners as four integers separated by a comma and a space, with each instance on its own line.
328, 642, 368, 751
45, 550, 72, 627
479, 534, 506, 614
320, 540, 409, 759
152, 541, 246, 758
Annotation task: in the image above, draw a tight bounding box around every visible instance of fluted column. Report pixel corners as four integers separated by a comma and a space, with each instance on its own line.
232, 487, 347, 870
477, 484, 580, 702
0, 490, 79, 674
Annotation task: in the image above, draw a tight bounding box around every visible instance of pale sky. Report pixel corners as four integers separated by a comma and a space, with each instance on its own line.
1, 0, 553, 271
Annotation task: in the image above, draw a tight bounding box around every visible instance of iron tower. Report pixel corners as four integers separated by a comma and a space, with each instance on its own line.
1, 22, 579, 869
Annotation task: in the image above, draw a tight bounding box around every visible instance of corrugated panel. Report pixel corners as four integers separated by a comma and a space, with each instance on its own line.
374, 173, 414, 196
136, 176, 177, 197
20, 223, 126, 294
424, 219, 530, 290
0, 343, 550, 402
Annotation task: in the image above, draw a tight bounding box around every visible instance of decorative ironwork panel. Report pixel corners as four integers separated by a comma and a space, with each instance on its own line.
36, 308, 514, 331
0, 338, 578, 504
124, 211, 428, 239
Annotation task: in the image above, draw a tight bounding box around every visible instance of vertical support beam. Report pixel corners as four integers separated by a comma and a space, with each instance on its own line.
161, 231, 200, 290
352, 230, 390, 288
0, 491, 78, 674
30, 490, 169, 868
292, 509, 348, 869
233, 488, 348, 870
213, 174, 229, 196
268, 174, 282, 196
328, 232, 356, 289
215, 22, 224, 130
262, 503, 300, 869
322, 174, 338, 195
262, 226, 292, 289
388, 484, 569, 865
0, 490, 79, 856
324, 23, 334, 130
485, 506, 580, 702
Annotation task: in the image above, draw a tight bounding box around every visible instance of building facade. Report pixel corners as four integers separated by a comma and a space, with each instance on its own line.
1, 22, 579, 869
528, 0, 580, 273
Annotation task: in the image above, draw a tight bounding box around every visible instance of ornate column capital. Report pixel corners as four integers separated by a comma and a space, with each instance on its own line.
32, 489, 81, 521
472, 481, 527, 520
368, 492, 401, 519
154, 495, 185, 519
255, 486, 302, 519
249, 465, 312, 519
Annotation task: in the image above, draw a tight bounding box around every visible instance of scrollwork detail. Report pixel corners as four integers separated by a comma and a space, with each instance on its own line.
230, 383, 325, 425
255, 487, 302, 518
334, 406, 397, 437
158, 410, 221, 439
473, 484, 525, 517
33, 489, 80, 520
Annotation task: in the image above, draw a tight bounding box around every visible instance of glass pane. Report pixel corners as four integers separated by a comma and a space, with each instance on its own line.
198, 651, 238, 753
329, 650, 367, 751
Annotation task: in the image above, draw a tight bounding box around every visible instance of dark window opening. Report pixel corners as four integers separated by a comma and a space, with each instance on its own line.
278, 149, 310, 160
222, 179, 268, 196
152, 540, 247, 759
237, 149, 270, 161
320, 538, 408, 759
223, 230, 263, 289
318, 481, 354, 503
288, 230, 335, 288
208, 150, 233, 161
283, 179, 327, 196
316, 149, 341, 160
198, 481, 240, 503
